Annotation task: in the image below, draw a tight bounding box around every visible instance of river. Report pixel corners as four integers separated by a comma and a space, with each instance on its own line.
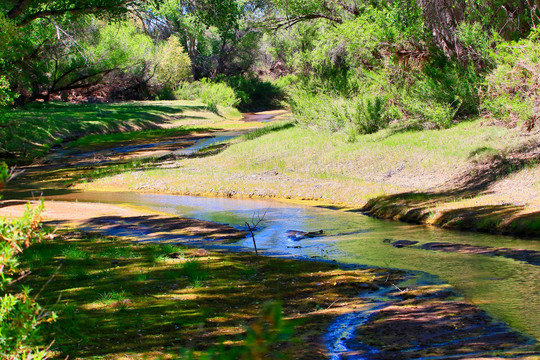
44, 191, 540, 342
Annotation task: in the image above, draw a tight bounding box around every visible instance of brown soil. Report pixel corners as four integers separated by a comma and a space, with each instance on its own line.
362, 141, 540, 237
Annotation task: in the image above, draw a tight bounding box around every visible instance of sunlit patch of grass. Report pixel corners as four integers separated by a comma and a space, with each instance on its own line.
62, 246, 90, 260
98, 289, 128, 304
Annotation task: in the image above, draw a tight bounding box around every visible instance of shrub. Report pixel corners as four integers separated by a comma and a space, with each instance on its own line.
216, 75, 286, 110
155, 36, 192, 89
352, 95, 389, 134
481, 34, 540, 130
1, 202, 53, 359
175, 79, 239, 110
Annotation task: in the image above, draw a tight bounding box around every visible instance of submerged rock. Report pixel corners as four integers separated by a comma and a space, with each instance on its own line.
286, 229, 324, 240
385, 239, 419, 248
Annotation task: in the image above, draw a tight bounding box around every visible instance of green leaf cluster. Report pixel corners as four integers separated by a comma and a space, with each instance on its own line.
1, 202, 53, 359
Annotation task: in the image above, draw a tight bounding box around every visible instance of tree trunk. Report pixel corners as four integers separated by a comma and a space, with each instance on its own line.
416, 0, 468, 59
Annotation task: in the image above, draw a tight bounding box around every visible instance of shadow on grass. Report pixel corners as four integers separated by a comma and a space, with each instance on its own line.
361, 142, 540, 237
5, 127, 225, 191
78, 214, 247, 241
18, 231, 395, 359
0, 101, 211, 164
19, 228, 538, 359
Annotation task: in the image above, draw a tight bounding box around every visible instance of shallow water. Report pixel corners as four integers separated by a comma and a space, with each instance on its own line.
47, 191, 540, 340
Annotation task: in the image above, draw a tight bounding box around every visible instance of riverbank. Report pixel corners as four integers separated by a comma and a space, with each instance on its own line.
6, 208, 536, 359
4, 99, 539, 236
0, 100, 241, 164
67, 108, 539, 237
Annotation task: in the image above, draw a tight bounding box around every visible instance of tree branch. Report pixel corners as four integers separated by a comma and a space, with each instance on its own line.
9, 1, 134, 26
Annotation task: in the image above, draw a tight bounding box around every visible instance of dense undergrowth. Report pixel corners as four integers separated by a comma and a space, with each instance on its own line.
280, 31, 540, 138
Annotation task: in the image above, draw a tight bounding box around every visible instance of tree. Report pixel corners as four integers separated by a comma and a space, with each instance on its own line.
155, 36, 192, 88
2, 0, 139, 26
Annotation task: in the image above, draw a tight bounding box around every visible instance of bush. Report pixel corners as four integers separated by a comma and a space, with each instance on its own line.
352, 95, 388, 134
174, 79, 239, 110
155, 36, 192, 89
481, 34, 540, 130
199, 80, 239, 109
1, 202, 53, 359
290, 88, 390, 134
216, 75, 286, 110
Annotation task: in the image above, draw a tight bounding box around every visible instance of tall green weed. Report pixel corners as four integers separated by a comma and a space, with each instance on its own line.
1, 202, 53, 359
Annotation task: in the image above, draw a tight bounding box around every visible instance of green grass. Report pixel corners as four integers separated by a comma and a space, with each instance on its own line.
0, 100, 233, 164
17, 231, 400, 359
87, 117, 527, 204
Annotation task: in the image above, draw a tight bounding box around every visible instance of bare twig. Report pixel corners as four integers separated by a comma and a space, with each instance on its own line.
6, 166, 24, 183
244, 209, 268, 257
326, 298, 340, 310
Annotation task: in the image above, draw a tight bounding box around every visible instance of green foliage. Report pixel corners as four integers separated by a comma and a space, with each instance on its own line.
0, 76, 15, 107
4, 0, 135, 26
175, 79, 239, 110
0, 202, 53, 359
155, 36, 192, 89
215, 75, 286, 110
88, 20, 154, 70
481, 33, 540, 128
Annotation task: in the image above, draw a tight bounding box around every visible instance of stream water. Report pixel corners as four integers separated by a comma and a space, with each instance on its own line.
45, 191, 540, 342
